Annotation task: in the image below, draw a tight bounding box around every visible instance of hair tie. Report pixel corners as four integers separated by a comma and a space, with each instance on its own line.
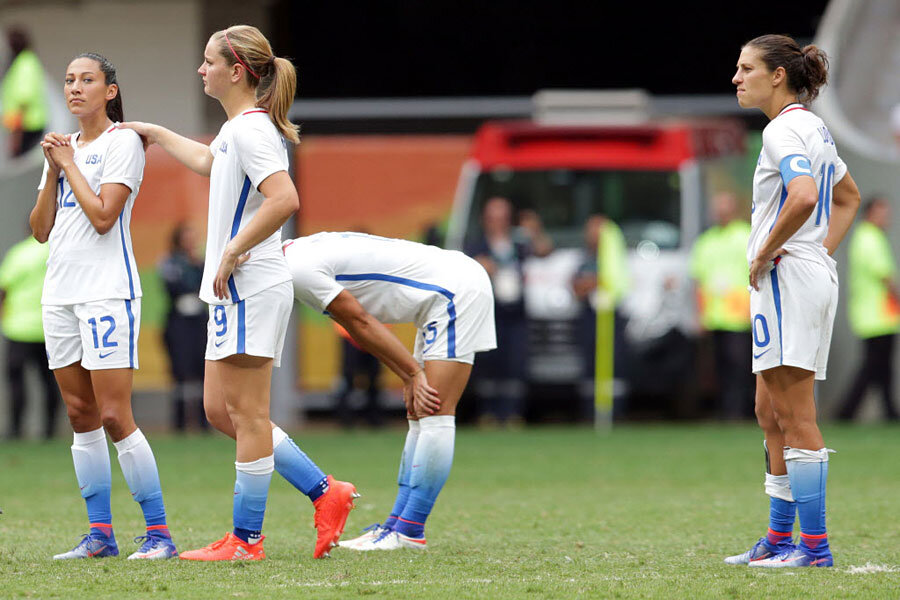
224, 31, 259, 79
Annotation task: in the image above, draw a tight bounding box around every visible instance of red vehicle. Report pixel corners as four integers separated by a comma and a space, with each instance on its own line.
446, 118, 748, 414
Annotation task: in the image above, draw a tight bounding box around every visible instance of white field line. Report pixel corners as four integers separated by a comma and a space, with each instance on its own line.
845, 563, 899, 574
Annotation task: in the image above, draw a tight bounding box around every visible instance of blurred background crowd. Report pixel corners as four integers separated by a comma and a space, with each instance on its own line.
0, 0, 898, 437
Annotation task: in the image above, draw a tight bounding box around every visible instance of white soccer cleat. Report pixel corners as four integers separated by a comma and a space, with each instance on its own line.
127, 534, 179, 560
355, 529, 427, 551
748, 547, 833, 568
724, 537, 791, 565
338, 523, 389, 549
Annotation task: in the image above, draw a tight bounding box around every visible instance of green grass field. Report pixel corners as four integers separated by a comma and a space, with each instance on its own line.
1, 424, 899, 598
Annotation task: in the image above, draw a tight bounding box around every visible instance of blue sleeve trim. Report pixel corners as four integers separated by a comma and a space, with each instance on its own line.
778, 154, 813, 186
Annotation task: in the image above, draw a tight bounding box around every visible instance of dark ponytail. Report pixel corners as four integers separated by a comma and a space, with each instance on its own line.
74, 52, 124, 122
745, 34, 829, 103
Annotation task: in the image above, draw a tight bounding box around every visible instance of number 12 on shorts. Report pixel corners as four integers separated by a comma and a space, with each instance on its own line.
87, 316, 118, 349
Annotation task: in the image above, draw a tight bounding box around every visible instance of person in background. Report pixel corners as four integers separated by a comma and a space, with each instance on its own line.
158, 223, 208, 432
465, 197, 552, 426
572, 214, 629, 420
837, 196, 899, 421
689, 192, 754, 420
1, 27, 48, 158
332, 321, 384, 428
0, 228, 59, 439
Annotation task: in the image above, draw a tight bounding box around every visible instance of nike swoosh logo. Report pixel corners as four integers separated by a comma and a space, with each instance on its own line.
753, 349, 771, 359
403, 536, 427, 545
88, 544, 107, 557
215, 339, 227, 347
98, 351, 115, 359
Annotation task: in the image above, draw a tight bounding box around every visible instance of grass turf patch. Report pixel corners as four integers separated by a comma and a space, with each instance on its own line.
1, 424, 898, 598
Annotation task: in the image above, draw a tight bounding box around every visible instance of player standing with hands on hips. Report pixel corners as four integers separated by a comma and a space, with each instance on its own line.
724, 34, 860, 568
120, 25, 357, 561
32, 53, 178, 560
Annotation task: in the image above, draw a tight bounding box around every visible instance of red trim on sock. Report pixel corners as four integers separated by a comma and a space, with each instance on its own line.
90, 523, 113, 528
800, 532, 828, 539
397, 516, 425, 526
146, 525, 169, 531
767, 528, 791, 537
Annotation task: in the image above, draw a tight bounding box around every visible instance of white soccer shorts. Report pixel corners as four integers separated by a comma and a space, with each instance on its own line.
205, 280, 292, 367
750, 255, 837, 380
43, 298, 141, 370
412, 258, 497, 365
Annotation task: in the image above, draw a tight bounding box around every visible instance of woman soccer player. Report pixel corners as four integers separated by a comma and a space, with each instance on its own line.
120, 25, 356, 561
31, 53, 177, 560
282, 231, 496, 550
724, 34, 860, 568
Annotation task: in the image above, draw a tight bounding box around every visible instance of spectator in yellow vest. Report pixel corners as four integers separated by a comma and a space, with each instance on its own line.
0, 232, 60, 438
690, 192, 753, 420
837, 196, 899, 421
1, 27, 48, 157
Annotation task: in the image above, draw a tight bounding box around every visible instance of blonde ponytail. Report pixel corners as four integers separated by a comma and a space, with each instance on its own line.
214, 25, 300, 144
258, 56, 300, 144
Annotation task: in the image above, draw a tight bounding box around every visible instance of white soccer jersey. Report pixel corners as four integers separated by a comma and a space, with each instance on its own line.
284, 232, 496, 360
202, 109, 292, 305
748, 103, 848, 267
37, 125, 144, 305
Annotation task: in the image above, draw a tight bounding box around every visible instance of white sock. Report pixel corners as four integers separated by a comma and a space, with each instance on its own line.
114, 428, 168, 527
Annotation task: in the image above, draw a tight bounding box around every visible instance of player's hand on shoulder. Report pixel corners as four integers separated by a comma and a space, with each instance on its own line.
117, 122, 157, 150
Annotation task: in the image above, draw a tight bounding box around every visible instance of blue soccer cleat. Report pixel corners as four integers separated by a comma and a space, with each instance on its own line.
127, 534, 179, 560
53, 532, 119, 559
749, 546, 833, 568
724, 537, 794, 565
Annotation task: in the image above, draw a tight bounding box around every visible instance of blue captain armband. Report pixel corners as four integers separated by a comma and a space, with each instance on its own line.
779, 154, 813, 186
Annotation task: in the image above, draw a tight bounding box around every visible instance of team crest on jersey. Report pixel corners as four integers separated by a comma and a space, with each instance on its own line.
219, 140, 228, 154
85, 154, 102, 165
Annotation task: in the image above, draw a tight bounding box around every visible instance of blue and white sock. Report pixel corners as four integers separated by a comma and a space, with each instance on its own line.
396, 415, 455, 539
384, 419, 420, 531
233, 455, 274, 544
272, 426, 328, 502
114, 428, 169, 535
764, 473, 795, 549
72, 428, 113, 539
784, 447, 831, 557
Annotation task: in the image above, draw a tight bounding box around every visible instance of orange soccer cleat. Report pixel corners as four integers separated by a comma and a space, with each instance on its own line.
179, 532, 265, 561
312, 475, 360, 558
